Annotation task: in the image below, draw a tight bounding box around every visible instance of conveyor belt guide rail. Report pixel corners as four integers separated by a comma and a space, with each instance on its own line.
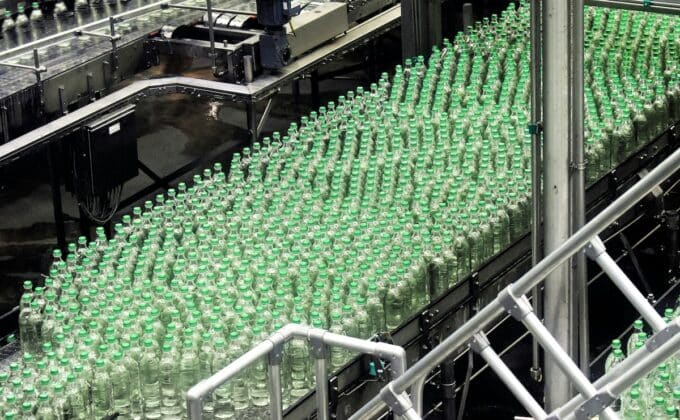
346, 140, 680, 420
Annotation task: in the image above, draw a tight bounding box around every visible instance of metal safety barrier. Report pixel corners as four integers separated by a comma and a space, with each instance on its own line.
185, 323, 409, 420
348, 142, 680, 420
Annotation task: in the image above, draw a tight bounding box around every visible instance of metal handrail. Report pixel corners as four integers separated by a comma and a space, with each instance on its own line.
350, 138, 680, 419
186, 323, 409, 420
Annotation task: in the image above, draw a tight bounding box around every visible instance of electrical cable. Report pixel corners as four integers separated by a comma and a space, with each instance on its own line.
456, 347, 474, 420
72, 148, 123, 225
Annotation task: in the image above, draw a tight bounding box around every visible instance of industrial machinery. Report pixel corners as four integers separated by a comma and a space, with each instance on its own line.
0, 0, 397, 143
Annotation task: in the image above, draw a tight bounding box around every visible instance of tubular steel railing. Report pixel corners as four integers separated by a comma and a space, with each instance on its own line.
185, 323, 410, 420
349, 141, 680, 420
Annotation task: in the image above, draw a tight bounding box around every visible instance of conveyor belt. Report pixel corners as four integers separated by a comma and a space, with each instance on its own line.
0, 0, 204, 98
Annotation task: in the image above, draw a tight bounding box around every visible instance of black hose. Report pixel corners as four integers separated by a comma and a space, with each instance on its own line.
457, 348, 474, 420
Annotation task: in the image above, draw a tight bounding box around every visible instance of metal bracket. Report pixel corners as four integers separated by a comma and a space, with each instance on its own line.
74, 29, 122, 42
606, 170, 620, 200
638, 168, 665, 198
645, 320, 680, 353
584, 236, 606, 260
574, 390, 616, 420
529, 366, 543, 383
528, 121, 543, 135
308, 329, 329, 359
419, 308, 439, 332
58, 87, 68, 115
470, 273, 481, 313
328, 375, 339, 416
469, 332, 490, 354
570, 159, 588, 171
670, 123, 679, 141
269, 341, 285, 365
378, 384, 413, 417
420, 333, 439, 358
497, 288, 533, 321
75, 19, 121, 77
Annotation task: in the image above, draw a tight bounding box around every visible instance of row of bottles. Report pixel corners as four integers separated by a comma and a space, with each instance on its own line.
1, 2, 42, 32
0, 0, 245, 35
605, 307, 680, 419
6, 1, 680, 418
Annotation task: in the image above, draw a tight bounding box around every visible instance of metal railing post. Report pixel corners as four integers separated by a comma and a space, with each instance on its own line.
470, 333, 548, 419
496, 289, 619, 420
564, 319, 680, 420
309, 329, 330, 420
268, 342, 285, 420
586, 237, 667, 332
570, 0, 589, 379
188, 324, 409, 420
529, 0, 544, 384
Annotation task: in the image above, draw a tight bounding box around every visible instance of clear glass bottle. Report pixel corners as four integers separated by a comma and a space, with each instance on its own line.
91, 359, 112, 419
139, 340, 161, 418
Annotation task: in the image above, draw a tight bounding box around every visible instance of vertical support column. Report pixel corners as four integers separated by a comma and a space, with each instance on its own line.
401, 0, 420, 59
401, 0, 441, 59
246, 102, 258, 143
292, 79, 301, 105
310, 331, 330, 420
529, 0, 544, 384
570, 0, 589, 378
268, 344, 284, 420
205, 0, 218, 75
425, 0, 442, 51
542, 0, 574, 409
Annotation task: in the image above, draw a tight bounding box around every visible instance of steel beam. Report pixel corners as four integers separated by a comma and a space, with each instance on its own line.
570, 0, 589, 378
529, 0, 544, 384
543, 0, 574, 409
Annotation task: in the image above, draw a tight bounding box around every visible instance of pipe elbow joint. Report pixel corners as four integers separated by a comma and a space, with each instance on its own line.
585, 236, 606, 260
